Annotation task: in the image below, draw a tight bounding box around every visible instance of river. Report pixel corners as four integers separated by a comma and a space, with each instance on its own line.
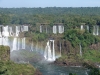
31, 61, 88, 75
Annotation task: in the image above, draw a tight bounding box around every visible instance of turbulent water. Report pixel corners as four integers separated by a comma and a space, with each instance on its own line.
31, 61, 88, 75
11, 49, 88, 75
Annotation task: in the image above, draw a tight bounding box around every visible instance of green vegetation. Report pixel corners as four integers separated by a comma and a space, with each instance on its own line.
0, 7, 100, 74
64, 29, 100, 47
0, 46, 10, 61
0, 46, 37, 75
0, 61, 36, 75
83, 49, 100, 62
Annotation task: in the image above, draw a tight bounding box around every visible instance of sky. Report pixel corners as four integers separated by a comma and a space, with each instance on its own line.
0, 0, 100, 8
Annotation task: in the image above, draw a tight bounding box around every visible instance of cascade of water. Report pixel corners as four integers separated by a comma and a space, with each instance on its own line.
58, 25, 62, 33
0, 32, 2, 37
80, 44, 82, 57
59, 25, 64, 34
96, 25, 99, 35
16, 26, 20, 37
31, 42, 33, 51
12, 38, 17, 51
52, 40, 55, 60
44, 40, 56, 61
22, 37, 25, 49
2, 26, 9, 37
81, 25, 83, 30
3, 37, 9, 46
53, 25, 57, 34
87, 25, 89, 31
9, 27, 13, 36
93, 26, 96, 35
24, 26, 28, 31
40, 25, 42, 33
17, 38, 20, 50
0, 25, 28, 52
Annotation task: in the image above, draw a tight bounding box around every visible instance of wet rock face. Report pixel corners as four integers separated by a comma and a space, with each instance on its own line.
89, 43, 100, 50
0, 46, 10, 61
54, 59, 82, 67
55, 40, 72, 55
34, 69, 42, 75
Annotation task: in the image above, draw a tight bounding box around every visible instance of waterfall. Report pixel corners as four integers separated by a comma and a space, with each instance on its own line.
0, 37, 9, 46
0, 32, 2, 37
31, 42, 33, 51
40, 25, 42, 33
44, 41, 52, 61
87, 25, 89, 31
22, 37, 25, 49
16, 26, 20, 37
96, 25, 99, 35
53, 25, 57, 34
44, 40, 56, 61
58, 25, 64, 34
3, 37, 9, 46
93, 26, 96, 35
12, 38, 17, 51
52, 40, 55, 60
81, 25, 83, 30
80, 44, 82, 57
58, 25, 62, 33
0, 25, 28, 52
2, 26, 9, 37
17, 38, 20, 50
9, 27, 13, 36
93, 25, 99, 35
24, 26, 28, 31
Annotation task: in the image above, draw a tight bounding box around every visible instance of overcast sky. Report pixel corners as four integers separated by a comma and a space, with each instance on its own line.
0, 0, 100, 8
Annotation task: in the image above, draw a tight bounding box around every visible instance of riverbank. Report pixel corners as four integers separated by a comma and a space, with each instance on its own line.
0, 45, 42, 75
54, 49, 100, 68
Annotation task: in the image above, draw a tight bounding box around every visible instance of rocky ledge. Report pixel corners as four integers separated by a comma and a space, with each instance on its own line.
54, 59, 82, 67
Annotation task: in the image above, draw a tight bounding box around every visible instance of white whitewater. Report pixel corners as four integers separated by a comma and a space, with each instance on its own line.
44, 40, 56, 61
80, 44, 82, 57
0, 32, 2, 37
58, 25, 64, 34
53, 25, 57, 34
24, 26, 28, 31
22, 37, 25, 49
2, 26, 9, 37
52, 40, 55, 60
93, 25, 99, 36
16, 26, 20, 37
0, 25, 28, 52
31, 42, 33, 51
81, 25, 83, 30
40, 25, 42, 33
9, 27, 13, 36
96, 25, 99, 35
12, 38, 17, 51
18, 38, 20, 50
